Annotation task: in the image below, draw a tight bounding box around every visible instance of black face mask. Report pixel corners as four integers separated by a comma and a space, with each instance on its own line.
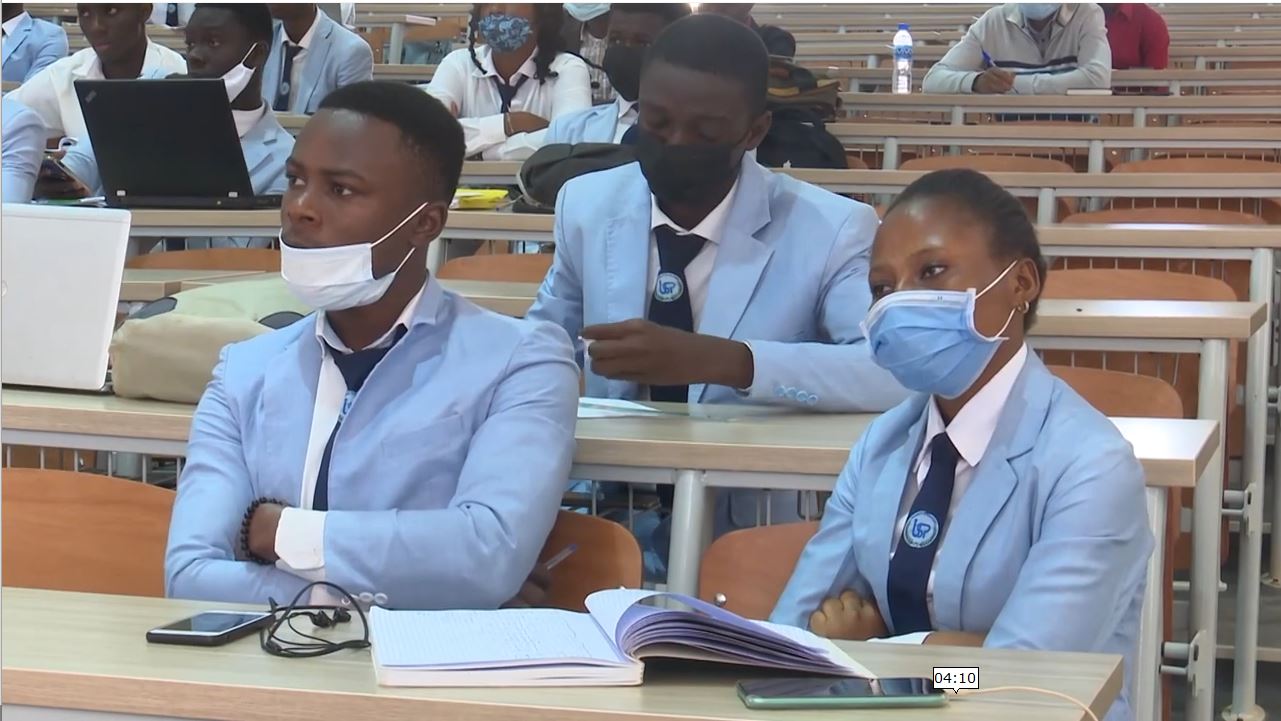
635, 127, 743, 207
602, 44, 644, 102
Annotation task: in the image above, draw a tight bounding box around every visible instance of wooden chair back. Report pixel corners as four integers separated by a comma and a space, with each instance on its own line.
1107, 157, 1281, 222
901, 155, 1078, 220
539, 511, 642, 612
126, 248, 281, 272
698, 521, 820, 620
1061, 207, 1267, 226
2, 469, 174, 597
437, 253, 553, 283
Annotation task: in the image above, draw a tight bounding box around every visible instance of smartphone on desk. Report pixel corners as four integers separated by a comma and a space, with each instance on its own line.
737, 676, 947, 710
146, 611, 273, 647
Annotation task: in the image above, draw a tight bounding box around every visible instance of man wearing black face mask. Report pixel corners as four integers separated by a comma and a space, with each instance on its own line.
527, 14, 907, 571
543, 3, 689, 145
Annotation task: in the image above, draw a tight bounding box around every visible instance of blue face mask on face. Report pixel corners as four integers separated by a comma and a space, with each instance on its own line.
1021, 3, 1061, 21
860, 261, 1020, 399
477, 13, 533, 53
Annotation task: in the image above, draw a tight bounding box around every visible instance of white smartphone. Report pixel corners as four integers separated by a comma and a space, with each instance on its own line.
145, 611, 273, 647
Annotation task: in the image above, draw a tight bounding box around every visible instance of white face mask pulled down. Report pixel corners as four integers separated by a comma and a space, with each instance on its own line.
280, 202, 430, 311
220, 43, 258, 102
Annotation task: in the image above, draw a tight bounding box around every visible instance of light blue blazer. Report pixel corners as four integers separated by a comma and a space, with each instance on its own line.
2, 96, 45, 202
61, 107, 295, 197
544, 99, 623, 145
771, 355, 1152, 721
165, 279, 581, 610
1, 13, 68, 83
261, 13, 374, 115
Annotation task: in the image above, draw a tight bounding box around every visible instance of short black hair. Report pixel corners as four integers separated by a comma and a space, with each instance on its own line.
886, 168, 1048, 329
318, 81, 465, 201
613, 3, 692, 24
644, 13, 768, 114
194, 3, 274, 44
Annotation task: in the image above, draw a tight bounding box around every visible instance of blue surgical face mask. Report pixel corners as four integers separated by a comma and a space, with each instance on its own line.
477, 13, 533, 53
860, 261, 1020, 399
1021, 3, 1061, 21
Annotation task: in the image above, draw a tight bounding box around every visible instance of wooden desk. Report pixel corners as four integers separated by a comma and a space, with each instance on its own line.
0, 588, 1124, 721
120, 270, 263, 303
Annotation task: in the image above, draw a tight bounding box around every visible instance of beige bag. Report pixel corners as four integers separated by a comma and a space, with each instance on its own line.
111, 277, 309, 403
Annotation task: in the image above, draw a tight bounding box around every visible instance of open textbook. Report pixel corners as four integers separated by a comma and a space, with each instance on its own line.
369, 589, 874, 687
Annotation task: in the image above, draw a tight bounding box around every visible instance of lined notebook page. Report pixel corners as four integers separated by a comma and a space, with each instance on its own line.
370, 608, 629, 668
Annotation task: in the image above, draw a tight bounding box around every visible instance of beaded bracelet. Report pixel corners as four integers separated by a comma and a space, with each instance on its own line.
241, 497, 287, 565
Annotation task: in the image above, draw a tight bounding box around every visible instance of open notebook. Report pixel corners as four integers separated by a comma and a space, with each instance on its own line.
370, 589, 874, 687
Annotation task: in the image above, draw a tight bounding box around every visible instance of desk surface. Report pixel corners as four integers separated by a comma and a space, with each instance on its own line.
0, 390, 1216, 488
119, 270, 263, 302
0, 587, 1120, 721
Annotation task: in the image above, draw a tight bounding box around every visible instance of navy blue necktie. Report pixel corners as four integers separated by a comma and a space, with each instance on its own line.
887, 432, 959, 634
274, 43, 302, 112
312, 328, 406, 511
620, 123, 638, 145
493, 75, 529, 113
165, 3, 179, 26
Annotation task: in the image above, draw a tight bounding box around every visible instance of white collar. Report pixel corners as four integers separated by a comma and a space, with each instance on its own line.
70, 41, 162, 79
924, 344, 1028, 468
315, 284, 426, 353
232, 104, 266, 139
2, 11, 27, 36
291, 7, 324, 49
473, 43, 538, 83
617, 97, 638, 121
650, 174, 740, 244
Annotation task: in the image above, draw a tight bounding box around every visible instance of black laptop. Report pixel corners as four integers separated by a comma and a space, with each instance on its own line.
75, 78, 282, 210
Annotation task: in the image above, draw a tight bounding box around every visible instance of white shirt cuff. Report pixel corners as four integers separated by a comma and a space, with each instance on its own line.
274, 507, 327, 579
869, 631, 931, 645
734, 341, 757, 396
476, 114, 508, 149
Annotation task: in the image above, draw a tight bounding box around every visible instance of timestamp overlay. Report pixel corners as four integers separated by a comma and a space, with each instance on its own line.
932, 667, 980, 693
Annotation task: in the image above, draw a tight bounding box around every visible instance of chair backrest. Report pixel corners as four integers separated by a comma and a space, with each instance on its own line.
900, 154, 1077, 220
1061, 207, 1267, 226
1046, 365, 1183, 418
437, 253, 553, 283
1042, 267, 1240, 302
698, 521, 819, 620
1, 469, 174, 597
539, 510, 642, 612
126, 248, 281, 272
1110, 157, 1281, 174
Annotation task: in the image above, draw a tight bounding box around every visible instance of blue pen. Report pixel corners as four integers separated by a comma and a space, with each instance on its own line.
981, 49, 994, 68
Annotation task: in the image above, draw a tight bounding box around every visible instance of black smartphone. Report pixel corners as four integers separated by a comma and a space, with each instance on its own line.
737, 676, 947, 710
145, 611, 274, 647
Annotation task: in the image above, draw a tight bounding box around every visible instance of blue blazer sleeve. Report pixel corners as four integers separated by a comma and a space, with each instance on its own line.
27, 22, 67, 81
525, 184, 586, 353
769, 439, 870, 628
985, 444, 1153, 651
165, 349, 314, 604
333, 30, 374, 89
319, 321, 580, 609
744, 203, 908, 412
1, 100, 45, 203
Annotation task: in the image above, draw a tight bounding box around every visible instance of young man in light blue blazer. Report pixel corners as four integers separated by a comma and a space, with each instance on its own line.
526, 15, 905, 562
262, 3, 373, 115
165, 80, 579, 609
544, 3, 689, 146
1, 4, 68, 84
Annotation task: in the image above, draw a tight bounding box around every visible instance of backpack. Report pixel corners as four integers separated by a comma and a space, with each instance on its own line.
758, 58, 848, 170
518, 143, 637, 211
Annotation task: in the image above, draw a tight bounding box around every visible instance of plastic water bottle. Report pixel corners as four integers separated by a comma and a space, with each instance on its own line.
892, 23, 913, 94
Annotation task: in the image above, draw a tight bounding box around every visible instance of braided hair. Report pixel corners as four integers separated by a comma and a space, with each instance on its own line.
468, 3, 567, 85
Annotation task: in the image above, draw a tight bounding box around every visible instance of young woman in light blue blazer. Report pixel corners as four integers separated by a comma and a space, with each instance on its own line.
771, 169, 1153, 721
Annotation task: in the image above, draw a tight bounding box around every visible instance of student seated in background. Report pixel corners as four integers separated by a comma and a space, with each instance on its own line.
165, 81, 579, 609
1102, 3, 1169, 70
527, 15, 906, 565
151, 3, 195, 28
2, 3, 68, 84
544, 3, 690, 145
60, 3, 294, 204
8, 3, 187, 142
561, 3, 611, 105
922, 4, 1111, 95
771, 169, 1151, 721
262, 3, 373, 115
425, 3, 591, 160
2, 96, 45, 203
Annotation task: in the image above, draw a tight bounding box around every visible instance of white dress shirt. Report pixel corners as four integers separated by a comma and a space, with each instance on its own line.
231, 104, 267, 139
612, 98, 639, 143
274, 286, 426, 602
2, 11, 26, 37
423, 44, 592, 160
279, 8, 322, 108
876, 343, 1028, 644
5, 42, 187, 140
647, 176, 739, 328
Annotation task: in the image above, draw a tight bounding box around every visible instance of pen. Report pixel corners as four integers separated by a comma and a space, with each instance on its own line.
980, 49, 993, 68
544, 544, 578, 571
